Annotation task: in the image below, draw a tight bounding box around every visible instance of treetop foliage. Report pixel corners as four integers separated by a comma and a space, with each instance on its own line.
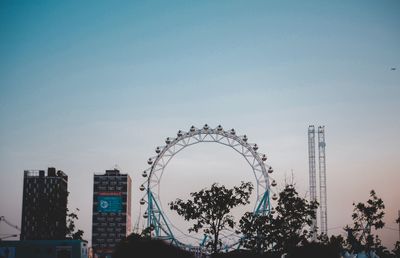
345, 190, 386, 255
239, 184, 318, 254
169, 181, 253, 253
66, 208, 84, 240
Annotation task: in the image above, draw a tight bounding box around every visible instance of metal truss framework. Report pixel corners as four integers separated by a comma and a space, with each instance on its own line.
140, 125, 274, 251
308, 125, 328, 238
318, 126, 327, 236
308, 125, 318, 241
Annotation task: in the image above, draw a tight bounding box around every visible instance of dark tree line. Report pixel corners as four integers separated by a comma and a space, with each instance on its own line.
167, 182, 399, 257
111, 182, 399, 258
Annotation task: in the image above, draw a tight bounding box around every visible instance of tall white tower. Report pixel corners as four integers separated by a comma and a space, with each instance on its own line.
308, 125, 328, 238
308, 125, 318, 240
318, 126, 327, 236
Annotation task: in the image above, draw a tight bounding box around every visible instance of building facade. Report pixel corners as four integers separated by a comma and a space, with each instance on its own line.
92, 169, 131, 258
0, 240, 88, 258
20, 168, 68, 240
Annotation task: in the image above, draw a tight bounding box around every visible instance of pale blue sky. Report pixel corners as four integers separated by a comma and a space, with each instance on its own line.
1, 0, 399, 248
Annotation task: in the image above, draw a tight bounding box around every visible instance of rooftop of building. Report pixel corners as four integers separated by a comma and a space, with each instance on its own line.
24, 167, 68, 181
94, 169, 130, 177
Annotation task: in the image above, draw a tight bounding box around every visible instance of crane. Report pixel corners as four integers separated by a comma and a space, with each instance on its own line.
0, 216, 20, 240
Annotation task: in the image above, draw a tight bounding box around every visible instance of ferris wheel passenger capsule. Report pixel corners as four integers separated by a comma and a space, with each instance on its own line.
242, 135, 248, 142
190, 126, 196, 132
217, 125, 223, 131
147, 158, 153, 165
268, 167, 273, 174
203, 124, 209, 130
272, 193, 278, 201
177, 130, 183, 137
271, 180, 277, 187
253, 144, 258, 151
140, 198, 145, 205
155, 147, 161, 154
230, 129, 236, 135
165, 137, 171, 144
139, 184, 145, 191
142, 171, 148, 177
143, 211, 148, 219
271, 207, 276, 214
262, 154, 267, 161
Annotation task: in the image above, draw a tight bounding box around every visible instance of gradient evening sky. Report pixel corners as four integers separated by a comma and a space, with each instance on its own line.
1, 0, 399, 248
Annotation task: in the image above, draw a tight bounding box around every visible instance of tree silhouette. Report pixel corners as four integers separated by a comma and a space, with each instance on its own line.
238, 211, 273, 253
113, 233, 193, 258
327, 234, 346, 255
169, 182, 253, 253
65, 208, 84, 240
345, 190, 385, 255
393, 242, 400, 258
393, 214, 400, 257
239, 184, 318, 255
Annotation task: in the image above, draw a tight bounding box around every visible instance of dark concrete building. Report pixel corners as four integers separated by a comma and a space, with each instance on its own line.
20, 168, 68, 240
92, 169, 131, 258
0, 240, 88, 258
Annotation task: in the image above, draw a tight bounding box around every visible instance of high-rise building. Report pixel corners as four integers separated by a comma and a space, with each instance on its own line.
92, 169, 131, 258
20, 167, 68, 240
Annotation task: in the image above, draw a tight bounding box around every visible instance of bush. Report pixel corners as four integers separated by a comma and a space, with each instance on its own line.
112, 234, 193, 258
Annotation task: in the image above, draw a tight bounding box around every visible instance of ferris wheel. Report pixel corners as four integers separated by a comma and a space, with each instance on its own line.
139, 124, 277, 251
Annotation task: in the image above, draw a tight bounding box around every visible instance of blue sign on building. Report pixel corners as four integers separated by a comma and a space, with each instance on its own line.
97, 196, 122, 213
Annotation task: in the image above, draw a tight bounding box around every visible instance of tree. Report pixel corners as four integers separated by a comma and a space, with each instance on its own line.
393, 214, 400, 257
169, 182, 253, 253
393, 242, 400, 258
239, 184, 318, 255
113, 233, 192, 258
327, 234, 347, 255
66, 208, 84, 240
238, 212, 273, 254
345, 190, 385, 255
